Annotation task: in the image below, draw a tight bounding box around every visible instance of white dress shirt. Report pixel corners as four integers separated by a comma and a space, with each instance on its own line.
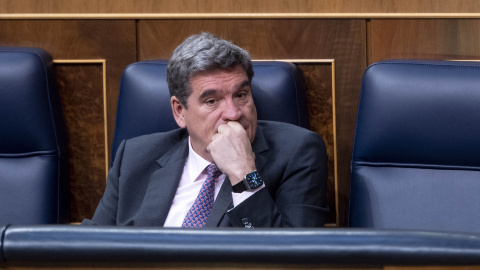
163, 137, 262, 227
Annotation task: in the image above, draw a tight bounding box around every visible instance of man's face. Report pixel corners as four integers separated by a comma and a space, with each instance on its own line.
171, 65, 257, 162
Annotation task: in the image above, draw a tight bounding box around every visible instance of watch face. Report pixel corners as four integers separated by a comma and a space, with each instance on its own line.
246, 171, 263, 189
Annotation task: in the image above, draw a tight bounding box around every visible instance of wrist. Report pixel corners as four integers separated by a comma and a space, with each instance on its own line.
229, 165, 256, 185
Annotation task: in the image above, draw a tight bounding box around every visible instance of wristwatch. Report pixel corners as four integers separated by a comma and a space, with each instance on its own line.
232, 170, 263, 193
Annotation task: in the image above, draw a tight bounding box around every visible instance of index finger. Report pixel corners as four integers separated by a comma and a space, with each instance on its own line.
227, 121, 244, 131
217, 123, 230, 133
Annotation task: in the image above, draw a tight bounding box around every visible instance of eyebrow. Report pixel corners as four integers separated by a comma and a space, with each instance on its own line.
238, 80, 251, 90
198, 89, 218, 101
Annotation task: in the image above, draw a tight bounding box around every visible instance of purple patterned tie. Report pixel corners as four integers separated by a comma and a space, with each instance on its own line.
182, 164, 221, 227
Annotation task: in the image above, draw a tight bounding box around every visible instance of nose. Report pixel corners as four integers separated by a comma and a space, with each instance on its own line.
221, 97, 242, 121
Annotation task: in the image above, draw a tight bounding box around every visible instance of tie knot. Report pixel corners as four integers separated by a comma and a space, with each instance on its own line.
207, 164, 221, 179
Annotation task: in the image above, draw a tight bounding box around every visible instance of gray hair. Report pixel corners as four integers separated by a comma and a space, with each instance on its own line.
166, 32, 254, 108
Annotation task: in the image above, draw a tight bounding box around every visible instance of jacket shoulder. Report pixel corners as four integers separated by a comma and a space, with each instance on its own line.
119, 128, 188, 161
257, 120, 324, 144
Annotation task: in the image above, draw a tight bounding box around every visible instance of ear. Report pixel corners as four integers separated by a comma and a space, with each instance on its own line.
171, 96, 187, 128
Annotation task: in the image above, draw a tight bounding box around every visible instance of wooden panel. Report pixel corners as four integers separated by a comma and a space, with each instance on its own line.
0, 20, 137, 222
3, 0, 480, 14
370, 19, 480, 64
138, 19, 366, 226
56, 63, 106, 222
299, 63, 336, 224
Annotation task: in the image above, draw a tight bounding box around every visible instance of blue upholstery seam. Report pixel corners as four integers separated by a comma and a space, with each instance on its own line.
366, 60, 480, 72
0, 150, 57, 158
352, 161, 480, 172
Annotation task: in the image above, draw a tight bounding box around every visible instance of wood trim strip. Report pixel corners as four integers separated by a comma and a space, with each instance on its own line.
3, 13, 480, 19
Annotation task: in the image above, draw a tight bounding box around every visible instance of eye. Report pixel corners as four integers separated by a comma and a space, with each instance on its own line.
236, 92, 247, 99
205, 98, 217, 105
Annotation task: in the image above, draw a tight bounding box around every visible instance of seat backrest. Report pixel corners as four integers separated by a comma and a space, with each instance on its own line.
112, 60, 309, 162
0, 47, 69, 225
349, 59, 480, 233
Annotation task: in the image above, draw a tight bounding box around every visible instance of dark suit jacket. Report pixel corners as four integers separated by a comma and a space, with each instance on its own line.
83, 120, 328, 227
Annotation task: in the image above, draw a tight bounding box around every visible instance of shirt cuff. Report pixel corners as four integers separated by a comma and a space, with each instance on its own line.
231, 183, 265, 207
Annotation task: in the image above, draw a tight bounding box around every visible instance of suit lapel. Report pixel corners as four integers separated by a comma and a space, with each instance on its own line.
205, 179, 233, 227
133, 137, 188, 226
251, 124, 269, 172
206, 124, 269, 227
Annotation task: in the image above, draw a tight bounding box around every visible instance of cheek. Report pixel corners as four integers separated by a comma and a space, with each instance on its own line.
245, 103, 257, 120
199, 111, 222, 132
251, 103, 257, 116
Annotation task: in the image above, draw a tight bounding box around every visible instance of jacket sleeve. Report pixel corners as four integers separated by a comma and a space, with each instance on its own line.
225, 131, 329, 227
81, 140, 126, 225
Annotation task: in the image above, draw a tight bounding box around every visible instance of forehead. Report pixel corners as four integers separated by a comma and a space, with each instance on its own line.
189, 66, 248, 89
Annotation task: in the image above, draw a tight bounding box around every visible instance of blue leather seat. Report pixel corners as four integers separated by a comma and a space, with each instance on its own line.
349, 59, 480, 233
0, 47, 69, 225
112, 60, 310, 162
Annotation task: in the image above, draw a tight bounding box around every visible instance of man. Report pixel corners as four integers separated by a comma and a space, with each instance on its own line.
83, 32, 328, 227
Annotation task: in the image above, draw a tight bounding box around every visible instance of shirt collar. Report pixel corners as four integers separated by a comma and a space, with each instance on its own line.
186, 137, 212, 183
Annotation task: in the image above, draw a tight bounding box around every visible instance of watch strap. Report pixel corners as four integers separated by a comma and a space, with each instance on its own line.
232, 179, 248, 193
